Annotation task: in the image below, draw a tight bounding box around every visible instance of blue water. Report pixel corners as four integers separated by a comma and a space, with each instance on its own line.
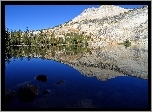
5, 57, 148, 108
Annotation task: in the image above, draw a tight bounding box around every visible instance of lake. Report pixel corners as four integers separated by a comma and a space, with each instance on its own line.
4, 45, 148, 109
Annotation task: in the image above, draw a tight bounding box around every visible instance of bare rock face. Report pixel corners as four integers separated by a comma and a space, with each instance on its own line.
72, 5, 129, 22
5, 88, 16, 104
31, 5, 148, 50
17, 84, 39, 102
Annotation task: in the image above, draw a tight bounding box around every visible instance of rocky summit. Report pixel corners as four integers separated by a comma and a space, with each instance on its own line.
34, 5, 148, 49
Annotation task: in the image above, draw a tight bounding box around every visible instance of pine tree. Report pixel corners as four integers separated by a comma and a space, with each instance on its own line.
5, 27, 10, 46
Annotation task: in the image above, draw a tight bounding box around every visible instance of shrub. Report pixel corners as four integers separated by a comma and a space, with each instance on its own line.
123, 39, 131, 48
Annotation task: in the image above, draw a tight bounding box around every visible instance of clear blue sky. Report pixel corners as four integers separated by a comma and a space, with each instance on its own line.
5, 5, 147, 31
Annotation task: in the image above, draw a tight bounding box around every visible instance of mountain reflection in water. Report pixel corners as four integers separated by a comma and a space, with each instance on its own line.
4, 45, 148, 108
5, 45, 148, 81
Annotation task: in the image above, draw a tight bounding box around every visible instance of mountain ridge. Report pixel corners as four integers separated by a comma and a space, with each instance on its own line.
71, 5, 130, 22
32, 5, 148, 49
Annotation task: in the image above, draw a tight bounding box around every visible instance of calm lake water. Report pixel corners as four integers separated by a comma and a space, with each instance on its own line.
5, 45, 148, 108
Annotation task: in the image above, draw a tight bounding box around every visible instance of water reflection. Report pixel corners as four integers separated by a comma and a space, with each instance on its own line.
4, 46, 148, 108
5, 44, 148, 81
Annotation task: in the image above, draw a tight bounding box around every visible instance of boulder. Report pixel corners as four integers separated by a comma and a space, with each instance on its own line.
42, 89, 50, 94
35, 75, 48, 82
5, 88, 16, 104
17, 84, 39, 102
56, 80, 65, 84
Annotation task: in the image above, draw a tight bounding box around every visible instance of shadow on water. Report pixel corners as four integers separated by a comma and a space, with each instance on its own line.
4, 45, 148, 108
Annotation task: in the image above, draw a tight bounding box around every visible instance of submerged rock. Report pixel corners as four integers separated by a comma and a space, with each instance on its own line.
56, 80, 65, 84
5, 88, 16, 104
17, 84, 39, 102
42, 89, 50, 94
35, 75, 48, 82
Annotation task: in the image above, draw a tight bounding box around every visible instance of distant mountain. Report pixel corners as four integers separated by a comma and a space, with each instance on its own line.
36, 5, 148, 49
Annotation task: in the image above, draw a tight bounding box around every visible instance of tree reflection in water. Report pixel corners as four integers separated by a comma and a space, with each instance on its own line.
5, 44, 148, 81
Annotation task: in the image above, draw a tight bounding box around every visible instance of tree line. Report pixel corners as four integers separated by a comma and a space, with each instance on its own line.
5, 27, 91, 47
5, 45, 91, 65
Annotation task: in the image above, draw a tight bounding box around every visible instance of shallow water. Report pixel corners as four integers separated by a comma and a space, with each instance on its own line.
5, 57, 148, 108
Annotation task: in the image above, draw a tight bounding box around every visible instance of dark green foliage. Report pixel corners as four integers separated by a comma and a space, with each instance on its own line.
123, 39, 131, 48
5, 27, 10, 47
5, 45, 91, 64
5, 26, 90, 47
117, 39, 131, 48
